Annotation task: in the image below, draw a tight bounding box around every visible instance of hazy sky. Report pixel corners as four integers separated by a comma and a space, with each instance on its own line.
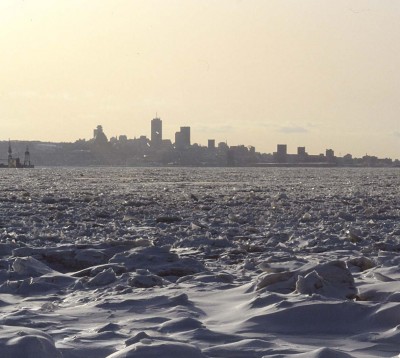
1, 0, 399, 158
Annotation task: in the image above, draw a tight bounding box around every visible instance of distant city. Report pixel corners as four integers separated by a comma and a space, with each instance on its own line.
1, 117, 399, 167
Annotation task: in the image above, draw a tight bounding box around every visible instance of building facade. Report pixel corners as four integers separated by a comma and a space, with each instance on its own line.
175, 126, 191, 150
151, 117, 162, 148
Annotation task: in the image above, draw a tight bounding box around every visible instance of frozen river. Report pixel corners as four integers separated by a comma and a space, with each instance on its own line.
0, 167, 399, 357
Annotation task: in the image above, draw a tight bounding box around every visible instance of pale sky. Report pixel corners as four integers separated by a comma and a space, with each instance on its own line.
1, 0, 399, 158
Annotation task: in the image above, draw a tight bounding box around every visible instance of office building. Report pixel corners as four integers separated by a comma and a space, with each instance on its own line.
180, 127, 190, 148
275, 144, 287, 163
326, 149, 335, 163
151, 117, 162, 147
175, 126, 191, 150
297, 147, 306, 156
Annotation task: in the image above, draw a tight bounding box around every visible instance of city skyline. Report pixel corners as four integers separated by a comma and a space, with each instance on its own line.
1, 1, 399, 159
2, 114, 399, 161
1, 118, 398, 168
89, 119, 398, 163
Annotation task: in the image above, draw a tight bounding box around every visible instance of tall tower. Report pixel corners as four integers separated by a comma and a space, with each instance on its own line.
24, 146, 31, 167
151, 117, 162, 148
8, 140, 12, 161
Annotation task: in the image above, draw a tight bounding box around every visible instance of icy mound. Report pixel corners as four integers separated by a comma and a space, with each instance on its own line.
12, 256, 56, 277
245, 300, 371, 335
255, 260, 357, 299
0, 325, 62, 358
0, 256, 77, 295
267, 347, 355, 357
110, 245, 205, 277
106, 340, 206, 358
203, 338, 274, 357
295, 261, 357, 299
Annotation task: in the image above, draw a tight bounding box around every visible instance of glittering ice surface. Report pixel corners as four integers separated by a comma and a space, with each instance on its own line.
0, 167, 399, 357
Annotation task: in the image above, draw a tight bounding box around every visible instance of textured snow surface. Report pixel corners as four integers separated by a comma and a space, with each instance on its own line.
0, 167, 399, 357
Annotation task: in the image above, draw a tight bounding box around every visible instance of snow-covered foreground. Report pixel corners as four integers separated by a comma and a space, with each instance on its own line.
0, 167, 399, 358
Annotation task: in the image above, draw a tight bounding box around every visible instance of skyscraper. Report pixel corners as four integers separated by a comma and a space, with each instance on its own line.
175, 126, 191, 150
180, 126, 190, 148
175, 131, 183, 150
151, 117, 162, 147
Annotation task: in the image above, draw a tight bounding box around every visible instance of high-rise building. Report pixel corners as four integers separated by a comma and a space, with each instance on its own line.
93, 125, 108, 146
275, 144, 287, 163
326, 149, 335, 163
277, 144, 287, 154
151, 117, 162, 147
180, 127, 190, 148
175, 126, 191, 150
175, 131, 183, 149
297, 146, 307, 162
208, 139, 216, 149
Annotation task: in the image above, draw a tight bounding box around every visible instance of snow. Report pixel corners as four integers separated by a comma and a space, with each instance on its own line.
0, 167, 399, 357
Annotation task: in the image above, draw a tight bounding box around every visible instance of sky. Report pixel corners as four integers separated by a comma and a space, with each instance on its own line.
1, 0, 399, 159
